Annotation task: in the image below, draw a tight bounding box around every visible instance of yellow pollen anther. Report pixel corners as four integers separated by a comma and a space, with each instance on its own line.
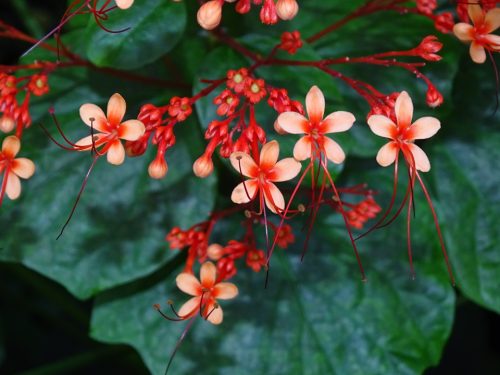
298, 204, 306, 212
36, 79, 44, 88
234, 74, 243, 83
251, 83, 260, 93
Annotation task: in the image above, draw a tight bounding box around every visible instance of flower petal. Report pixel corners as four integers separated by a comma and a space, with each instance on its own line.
367, 115, 397, 139
107, 93, 126, 126
470, 41, 486, 63
176, 273, 201, 296
259, 140, 279, 170
468, 4, 484, 26
321, 111, 355, 134
453, 23, 474, 42
306, 85, 325, 124
230, 152, 258, 178
106, 140, 125, 165
11, 158, 35, 179
484, 34, 500, 47
74, 134, 106, 151
394, 91, 413, 127
79, 103, 108, 132
376, 142, 399, 167
407, 117, 440, 140
213, 282, 239, 300
293, 136, 312, 161
485, 8, 500, 33
206, 302, 223, 325
2, 135, 20, 158
5, 172, 21, 200
231, 179, 258, 204
200, 262, 217, 287
276, 112, 309, 134
115, 0, 134, 9
269, 158, 301, 182
263, 182, 285, 213
322, 136, 346, 164
406, 143, 431, 172
118, 119, 145, 141
178, 296, 201, 318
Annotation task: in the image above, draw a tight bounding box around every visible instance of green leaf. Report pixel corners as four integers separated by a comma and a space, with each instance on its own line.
90, 168, 454, 374
85, 0, 186, 70
432, 131, 500, 313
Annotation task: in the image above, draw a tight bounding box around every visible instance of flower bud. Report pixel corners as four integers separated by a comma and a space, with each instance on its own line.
197, 0, 223, 30
260, 0, 278, 24
193, 153, 214, 178
0, 115, 15, 133
115, 0, 134, 9
416, 35, 442, 61
148, 156, 168, 179
207, 243, 224, 261
276, 0, 298, 21
426, 85, 443, 108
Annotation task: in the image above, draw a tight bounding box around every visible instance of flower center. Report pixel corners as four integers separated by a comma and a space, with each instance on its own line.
251, 83, 260, 94
233, 73, 243, 84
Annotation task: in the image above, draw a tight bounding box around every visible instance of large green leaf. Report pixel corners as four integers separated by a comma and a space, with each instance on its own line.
90, 168, 454, 374
85, 0, 186, 70
432, 131, 500, 313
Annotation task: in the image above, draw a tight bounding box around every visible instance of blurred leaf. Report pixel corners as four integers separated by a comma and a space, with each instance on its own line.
85, 0, 186, 70
90, 167, 454, 375
432, 131, 500, 313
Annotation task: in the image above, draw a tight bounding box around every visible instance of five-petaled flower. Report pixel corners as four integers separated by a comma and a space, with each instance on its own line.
276, 86, 355, 164
453, 4, 500, 63
76, 93, 145, 165
367, 91, 440, 172
176, 262, 238, 325
0, 136, 35, 203
230, 140, 301, 213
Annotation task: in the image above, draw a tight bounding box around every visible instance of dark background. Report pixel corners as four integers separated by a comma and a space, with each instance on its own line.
0, 1, 499, 374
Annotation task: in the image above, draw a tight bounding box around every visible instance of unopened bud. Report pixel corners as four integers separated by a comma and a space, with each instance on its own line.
207, 243, 224, 261
426, 85, 443, 108
276, 0, 298, 21
0, 115, 15, 133
115, 0, 134, 9
148, 156, 168, 179
197, 0, 223, 30
193, 154, 214, 178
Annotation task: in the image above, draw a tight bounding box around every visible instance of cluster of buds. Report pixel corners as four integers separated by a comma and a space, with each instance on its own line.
125, 96, 194, 179
193, 68, 304, 178
279, 30, 303, 55
197, 0, 299, 30
344, 197, 382, 230
0, 72, 50, 136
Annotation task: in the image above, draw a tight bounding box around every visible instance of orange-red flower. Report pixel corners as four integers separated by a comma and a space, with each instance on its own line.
367, 91, 440, 172
175, 262, 238, 325
76, 93, 145, 165
276, 86, 355, 164
453, 4, 500, 63
230, 140, 301, 213
0, 136, 35, 203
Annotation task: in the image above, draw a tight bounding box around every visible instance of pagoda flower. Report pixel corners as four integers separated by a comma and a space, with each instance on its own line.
197, 0, 238, 30
365, 91, 454, 284
230, 140, 301, 214
76, 93, 145, 165
367, 91, 439, 172
453, 4, 500, 63
0, 136, 35, 206
276, 85, 355, 164
115, 0, 134, 9
175, 262, 238, 325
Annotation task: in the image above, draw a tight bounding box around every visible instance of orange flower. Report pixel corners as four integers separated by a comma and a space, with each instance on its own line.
76, 93, 145, 165
453, 4, 500, 63
367, 91, 440, 172
0, 136, 35, 203
276, 85, 355, 164
230, 140, 301, 213
175, 262, 238, 325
